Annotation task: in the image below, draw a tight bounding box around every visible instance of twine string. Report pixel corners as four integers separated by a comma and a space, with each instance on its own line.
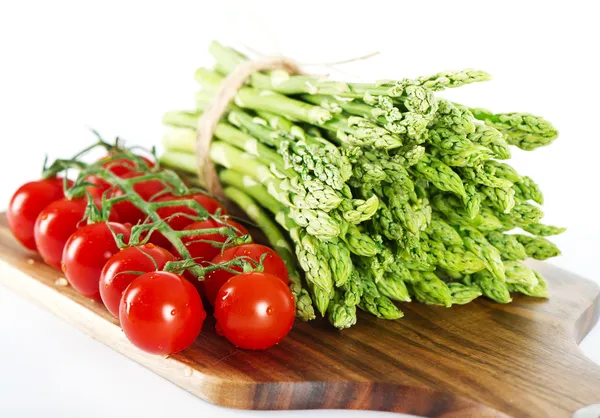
195, 57, 302, 200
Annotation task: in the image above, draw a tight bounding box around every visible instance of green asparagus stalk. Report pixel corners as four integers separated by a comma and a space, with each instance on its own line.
460, 226, 505, 281
327, 289, 358, 329
467, 123, 511, 160
357, 271, 404, 319
376, 274, 412, 303
340, 224, 382, 257
471, 271, 512, 303
507, 270, 549, 298
412, 154, 467, 199
416, 69, 491, 91
480, 184, 516, 214
470, 107, 558, 150
522, 223, 566, 237
432, 194, 503, 232
426, 215, 463, 246
514, 234, 561, 260
496, 202, 544, 230
485, 231, 528, 261
503, 261, 538, 288
463, 181, 482, 219
447, 282, 483, 305
513, 176, 544, 205
195, 68, 332, 125
409, 271, 452, 307
432, 99, 475, 134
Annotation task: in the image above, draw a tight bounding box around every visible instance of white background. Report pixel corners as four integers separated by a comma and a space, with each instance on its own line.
0, 0, 599, 417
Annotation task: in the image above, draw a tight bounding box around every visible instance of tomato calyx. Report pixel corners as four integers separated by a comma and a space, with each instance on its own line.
161, 253, 261, 279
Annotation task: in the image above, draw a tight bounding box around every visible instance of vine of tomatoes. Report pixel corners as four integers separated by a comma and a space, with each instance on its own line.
7, 144, 295, 354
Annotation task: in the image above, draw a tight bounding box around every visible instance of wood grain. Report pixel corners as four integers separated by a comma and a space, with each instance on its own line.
0, 213, 598, 417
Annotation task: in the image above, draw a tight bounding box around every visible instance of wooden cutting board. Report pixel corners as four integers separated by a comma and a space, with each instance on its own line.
0, 213, 598, 417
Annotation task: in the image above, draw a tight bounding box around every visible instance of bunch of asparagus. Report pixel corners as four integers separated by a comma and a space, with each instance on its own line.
159, 41, 562, 328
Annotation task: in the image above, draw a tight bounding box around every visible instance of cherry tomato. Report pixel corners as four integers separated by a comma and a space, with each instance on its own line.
7, 178, 70, 251
84, 175, 111, 199
204, 244, 289, 306
155, 193, 227, 230
110, 172, 172, 225
214, 272, 295, 350
147, 193, 228, 248
177, 218, 250, 266
119, 271, 206, 355
102, 154, 155, 176
86, 154, 155, 197
34, 198, 119, 270
62, 222, 131, 300
99, 244, 175, 317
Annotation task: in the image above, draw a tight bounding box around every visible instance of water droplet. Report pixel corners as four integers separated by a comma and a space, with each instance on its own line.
40, 214, 48, 221
266, 307, 274, 315
103, 251, 112, 259
54, 278, 69, 287
170, 309, 177, 316
61, 263, 67, 272
183, 367, 193, 377
146, 243, 155, 249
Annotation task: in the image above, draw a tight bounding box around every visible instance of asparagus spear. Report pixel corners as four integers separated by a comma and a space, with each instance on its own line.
412, 154, 467, 199
470, 107, 558, 150
196, 68, 332, 125
376, 274, 412, 303
507, 270, 549, 298
416, 69, 491, 91
447, 282, 483, 305
513, 176, 544, 205
357, 270, 404, 319
522, 223, 566, 237
503, 261, 538, 288
514, 234, 561, 260
460, 226, 505, 282
471, 271, 512, 303
327, 289, 358, 329
409, 271, 453, 307
485, 231, 528, 261
468, 123, 511, 160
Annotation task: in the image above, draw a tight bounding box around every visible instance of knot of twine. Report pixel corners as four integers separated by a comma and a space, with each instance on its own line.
195, 57, 303, 200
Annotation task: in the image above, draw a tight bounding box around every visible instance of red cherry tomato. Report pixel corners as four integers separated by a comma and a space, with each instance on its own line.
204, 244, 289, 306
147, 193, 228, 248
110, 172, 172, 225
214, 272, 295, 350
7, 178, 70, 251
34, 198, 119, 270
86, 154, 155, 197
177, 218, 250, 266
102, 154, 155, 176
99, 244, 175, 317
119, 271, 206, 355
62, 222, 131, 300
84, 175, 111, 199
155, 193, 227, 230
